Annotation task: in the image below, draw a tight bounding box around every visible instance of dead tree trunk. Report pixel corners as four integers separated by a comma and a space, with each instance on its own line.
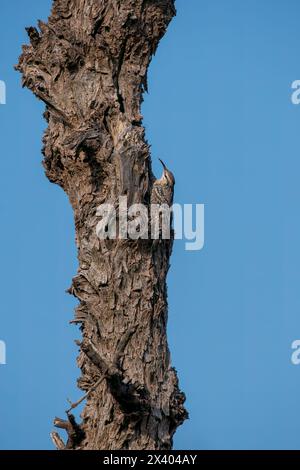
17, 0, 187, 450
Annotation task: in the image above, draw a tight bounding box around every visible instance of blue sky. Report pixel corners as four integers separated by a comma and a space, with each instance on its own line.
1, 0, 300, 450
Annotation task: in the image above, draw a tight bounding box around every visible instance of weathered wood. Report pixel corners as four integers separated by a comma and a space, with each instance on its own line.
17, 0, 187, 450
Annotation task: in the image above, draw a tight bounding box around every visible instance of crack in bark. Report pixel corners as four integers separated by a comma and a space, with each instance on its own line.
113, 38, 128, 114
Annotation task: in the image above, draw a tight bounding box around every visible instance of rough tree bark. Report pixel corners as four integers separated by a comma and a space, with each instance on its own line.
17, 0, 187, 450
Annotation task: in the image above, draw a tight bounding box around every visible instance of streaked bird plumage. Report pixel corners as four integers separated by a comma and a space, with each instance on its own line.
151, 159, 175, 207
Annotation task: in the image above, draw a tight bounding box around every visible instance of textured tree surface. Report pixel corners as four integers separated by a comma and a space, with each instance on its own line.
17, 0, 187, 450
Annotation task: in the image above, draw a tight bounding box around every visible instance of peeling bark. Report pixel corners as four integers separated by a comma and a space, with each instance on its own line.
17, 0, 187, 450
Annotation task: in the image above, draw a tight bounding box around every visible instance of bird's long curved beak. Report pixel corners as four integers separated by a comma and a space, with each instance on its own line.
159, 158, 167, 170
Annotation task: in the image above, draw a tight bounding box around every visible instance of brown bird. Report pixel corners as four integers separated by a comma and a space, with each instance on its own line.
151, 159, 175, 207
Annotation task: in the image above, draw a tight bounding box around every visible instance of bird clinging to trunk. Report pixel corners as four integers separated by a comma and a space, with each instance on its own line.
151, 159, 175, 207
